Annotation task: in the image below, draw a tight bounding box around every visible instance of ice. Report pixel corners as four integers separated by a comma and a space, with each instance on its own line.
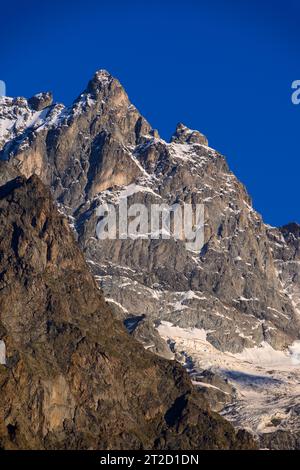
156, 320, 300, 438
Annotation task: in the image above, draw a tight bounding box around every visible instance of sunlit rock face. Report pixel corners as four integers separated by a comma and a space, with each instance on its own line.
0, 341, 5, 365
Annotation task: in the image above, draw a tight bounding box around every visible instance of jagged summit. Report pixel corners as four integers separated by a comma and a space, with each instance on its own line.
280, 222, 300, 238
94, 68, 112, 80
28, 92, 53, 111
85, 69, 116, 97
0, 69, 153, 163
171, 122, 208, 146
1, 70, 300, 447
0, 69, 299, 356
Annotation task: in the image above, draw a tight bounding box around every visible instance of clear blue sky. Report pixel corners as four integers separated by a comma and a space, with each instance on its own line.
1, 0, 299, 226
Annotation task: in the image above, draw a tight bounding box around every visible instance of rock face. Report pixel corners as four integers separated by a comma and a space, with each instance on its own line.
0, 175, 254, 450
0, 161, 20, 186
190, 370, 237, 413
171, 122, 208, 146
1, 70, 299, 354
28, 92, 53, 111
1, 69, 300, 447
267, 223, 300, 315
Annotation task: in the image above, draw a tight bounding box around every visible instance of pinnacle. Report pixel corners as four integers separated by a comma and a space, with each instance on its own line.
171, 122, 208, 146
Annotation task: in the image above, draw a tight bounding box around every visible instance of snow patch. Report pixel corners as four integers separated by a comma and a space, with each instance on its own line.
158, 321, 207, 342
289, 340, 300, 365
0, 340, 6, 365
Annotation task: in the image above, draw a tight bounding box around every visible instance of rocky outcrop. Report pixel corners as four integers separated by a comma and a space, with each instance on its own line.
190, 370, 237, 413
260, 429, 300, 450
125, 316, 175, 360
171, 122, 208, 146
0, 70, 153, 203
1, 69, 300, 447
0, 161, 20, 186
1, 70, 299, 354
0, 175, 254, 450
28, 92, 53, 111
267, 222, 300, 315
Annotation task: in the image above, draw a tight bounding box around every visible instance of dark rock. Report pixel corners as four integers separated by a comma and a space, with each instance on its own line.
260, 430, 300, 450
190, 369, 236, 412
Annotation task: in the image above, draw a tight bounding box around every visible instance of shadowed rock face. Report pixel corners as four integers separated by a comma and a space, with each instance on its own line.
266, 223, 300, 317
0, 175, 254, 450
1, 70, 300, 448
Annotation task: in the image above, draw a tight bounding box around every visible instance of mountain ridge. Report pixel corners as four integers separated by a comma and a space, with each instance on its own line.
1, 70, 300, 447
1, 70, 299, 353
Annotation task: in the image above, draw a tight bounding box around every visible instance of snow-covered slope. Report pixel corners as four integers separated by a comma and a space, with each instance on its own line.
158, 321, 300, 448
0, 95, 66, 155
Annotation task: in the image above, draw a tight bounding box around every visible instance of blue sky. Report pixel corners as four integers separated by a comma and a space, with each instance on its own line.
1, 0, 299, 226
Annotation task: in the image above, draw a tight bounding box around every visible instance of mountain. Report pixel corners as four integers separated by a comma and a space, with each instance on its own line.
1, 70, 300, 448
0, 174, 254, 449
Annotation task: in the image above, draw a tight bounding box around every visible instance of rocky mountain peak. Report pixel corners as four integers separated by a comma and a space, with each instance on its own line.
0, 71, 299, 356
28, 92, 53, 111
85, 69, 115, 96
171, 122, 208, 146
92, 69, 114, 84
